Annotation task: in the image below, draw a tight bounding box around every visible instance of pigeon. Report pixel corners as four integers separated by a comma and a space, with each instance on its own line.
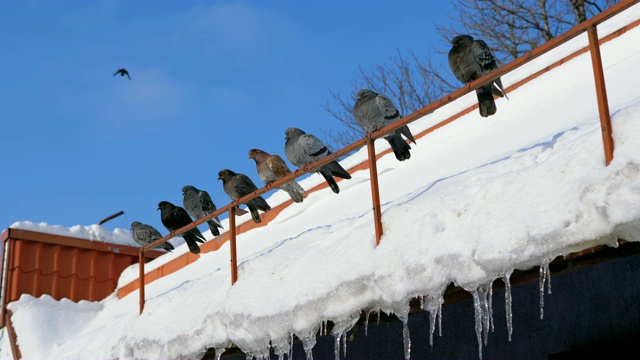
248, 148, 305, 203
130, 221, 174, 252
113, 68, 131, 80
353, 89, 416, 161
284, 127, 351, 194
218, 169, 271, 224
182, 185, 224, 237
157, 201, 206, 255
448, 34, 507, 117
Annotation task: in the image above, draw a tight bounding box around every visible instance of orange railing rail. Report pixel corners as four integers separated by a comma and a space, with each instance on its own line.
137, 0, 639, 314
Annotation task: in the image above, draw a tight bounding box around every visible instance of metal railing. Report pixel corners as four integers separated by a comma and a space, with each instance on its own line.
137, 0, 639, 314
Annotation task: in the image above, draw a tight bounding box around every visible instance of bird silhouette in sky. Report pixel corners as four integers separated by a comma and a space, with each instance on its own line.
113, 68, 131, 80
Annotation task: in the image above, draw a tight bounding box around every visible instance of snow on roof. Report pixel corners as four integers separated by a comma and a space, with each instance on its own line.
5, 4, 640, 360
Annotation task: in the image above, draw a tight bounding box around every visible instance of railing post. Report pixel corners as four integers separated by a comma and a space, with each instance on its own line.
587, 25, 615, 165
139, 250, 145, 314
229, 207, 238, 284
367, 137, 384, 245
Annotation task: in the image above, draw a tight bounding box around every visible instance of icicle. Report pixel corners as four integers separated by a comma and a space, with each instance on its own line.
245, 352, 252, 360
214, 347, 226, 360
502, 272, 513, 342
333, 332, 342, 360
438, 302, 442, 337
302, 333, 316, 360
539, 262, 551, 320
420, 296, 425, 310
423, 292, 445, 348
341, 331, 347, 358
428, 306, 439, 347
364, 310, 370, 336
471, 281, 494, 360
488, 285, 494, 333
290, 332, 294, 360
398, 312, 411, 360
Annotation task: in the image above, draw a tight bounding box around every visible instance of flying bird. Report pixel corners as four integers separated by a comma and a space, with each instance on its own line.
113, 68, 131, 80
248, 148, 305, 203
218, 169, 271, 224
284, 127, 351, 194
130, 221, 174, 252
448, 34, 507, 117
182, 185, 224, 237
353, 89, 416, 161
157, 201, 207, 255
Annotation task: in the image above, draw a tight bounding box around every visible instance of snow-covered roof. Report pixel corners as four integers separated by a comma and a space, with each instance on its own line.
4, 3, 640, 360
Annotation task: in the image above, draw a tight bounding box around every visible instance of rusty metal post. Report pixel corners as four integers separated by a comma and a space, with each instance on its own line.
367, 138, 384, 245
587, 25, 615, 165
229, 207, 238, 284
139, 250, 145, 314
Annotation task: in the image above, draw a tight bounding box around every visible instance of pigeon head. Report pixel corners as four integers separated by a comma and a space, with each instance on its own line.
130, 221, 141, 230
285, 127, 305, 141
181, 185, 196, 195
157, 201, 174, 211
356, 89, 376, 100
218, 169, 236, 182
451, 34, 473, 45
248, 148, 269, 161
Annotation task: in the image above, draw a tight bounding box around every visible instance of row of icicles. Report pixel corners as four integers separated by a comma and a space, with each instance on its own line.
212, 263, 552, 360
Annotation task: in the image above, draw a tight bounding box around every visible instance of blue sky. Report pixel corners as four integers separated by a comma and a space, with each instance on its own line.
0, 0, 453, 233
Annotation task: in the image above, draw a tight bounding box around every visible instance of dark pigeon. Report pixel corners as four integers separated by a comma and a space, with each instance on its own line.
448, 34, 507, 117
248, 148, 305, 203
157, 200, 206, 255
113, 68, 131, 80
353, 89, 416, 161
284, 127, 351, 194
218, 169, 271, 224
182, 185, 224, 237
130, 221, 174, 252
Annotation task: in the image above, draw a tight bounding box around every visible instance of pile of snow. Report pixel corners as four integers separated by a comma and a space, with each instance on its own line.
9, 221, 135, 247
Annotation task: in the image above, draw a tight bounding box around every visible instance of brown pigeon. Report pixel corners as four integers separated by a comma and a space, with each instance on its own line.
218, 169, 271, 224
284, 127, 351, 194
353, 89, 416, 161
113, 68, 131, 80
448, 35, 507, 117
248, 148, 305, 203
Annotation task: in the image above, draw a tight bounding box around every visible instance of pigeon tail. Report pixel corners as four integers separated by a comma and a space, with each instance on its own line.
399, 124, 416, 144
476, 85, 497, 117
324, 161, 351, 180
385, 133, 412, 161
320, 172, 340, 194
159, 242, 174, 252
186, 229, 206, 244
247, 205, 262, 223
183, 237, 201, 254
207, 220, 221, 236
280, 183, 304, 203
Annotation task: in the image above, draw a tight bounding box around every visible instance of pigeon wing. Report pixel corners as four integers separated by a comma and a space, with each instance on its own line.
375, 94, 401, 122
472, 39, 498, 75
299, 134, 329, 158
266, 155, 292, 179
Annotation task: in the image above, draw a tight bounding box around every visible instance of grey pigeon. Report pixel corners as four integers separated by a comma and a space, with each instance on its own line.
284, 127, 351, 194
157, 200, 206, 255
218, 169, 271, 224
353, 89, 416, 161
130, 221, 174, 252
248, 148, 305, 203
113, 68, 131, 80
182, 185, 224, 237
448, 34, 507, 117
